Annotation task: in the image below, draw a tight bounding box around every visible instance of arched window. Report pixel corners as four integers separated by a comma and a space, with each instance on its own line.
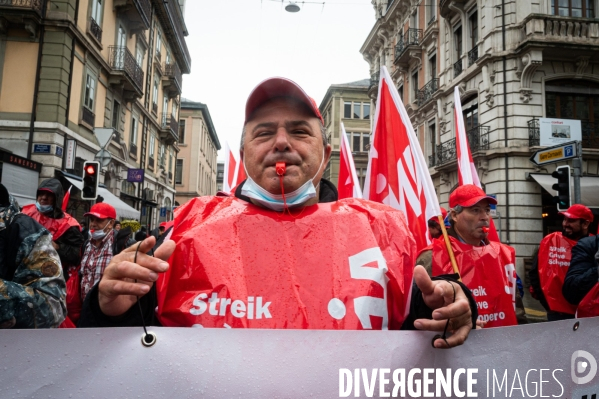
121, 180, 135, 196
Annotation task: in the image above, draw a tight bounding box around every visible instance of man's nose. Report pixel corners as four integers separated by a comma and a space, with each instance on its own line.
273, 127, 290, 152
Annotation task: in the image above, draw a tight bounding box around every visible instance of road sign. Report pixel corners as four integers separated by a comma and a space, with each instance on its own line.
529, 141, 578, 166
94, 148, 112, 167
94, 128, 116, 149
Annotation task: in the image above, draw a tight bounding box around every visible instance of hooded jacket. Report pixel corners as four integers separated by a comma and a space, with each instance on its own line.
78, 178, 477, 329
21, 178, 84, 275
0, 183, 66, 328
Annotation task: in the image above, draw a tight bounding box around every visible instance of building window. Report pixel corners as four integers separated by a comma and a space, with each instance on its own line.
163, 95, 169, 115
462, 97, 479, 131
429, 53, 437, 80
84, 73, 96, 110
112, 100, 120, 129
469, 11, 478, 47
428, 120, 436, 162
179, 120, 186, 143
344, 101, 352, 118
135, 44, 144, 66
159, 144, 165, 168
426, 0, 436, 25
545, 80, 599, 123
346, 132, 370, 153
155, 31, 162, 58
152, 78, 159, 112
411, 70, 418, 103
363, 103, 370, 120
454, 25, 463, 59
398, 84, 404, 103
176, 159, 183, 184
91, 0, 103, 24
353, 102, 361, 118
551, 0, 594, 17
149, 134, 155, 158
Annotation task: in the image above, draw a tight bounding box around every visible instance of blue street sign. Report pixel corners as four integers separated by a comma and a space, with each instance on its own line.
160, 207, 166, 217
564, 144, 574, 157
55, 146, 63, 157
33, 144, 51, 154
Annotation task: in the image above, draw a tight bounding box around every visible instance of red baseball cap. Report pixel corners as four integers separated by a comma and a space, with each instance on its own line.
559, 204, 594, 222
84, 202, 116, 220
245, 77, 324, 124
429, 207, 448, 222
450, 185, 497, 208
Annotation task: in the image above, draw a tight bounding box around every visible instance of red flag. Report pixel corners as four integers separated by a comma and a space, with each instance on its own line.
454, 87, 500, 242
363, 66, 442, 251
62, 185, 72, 212
223, 141, 245, 193
337, 123, 363, 199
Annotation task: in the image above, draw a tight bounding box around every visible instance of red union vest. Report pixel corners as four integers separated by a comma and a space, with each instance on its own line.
430, 237, 517, 328
577, 283, 599, 318
537, 232, 577, 315
155, 196, 416, 330
22, 204, 81, 240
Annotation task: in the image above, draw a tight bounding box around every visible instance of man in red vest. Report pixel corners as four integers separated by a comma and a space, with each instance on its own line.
22, 178, 84, 278
79, 77, 477, 348
529, 204, 592, 321
416, 184, 526, 327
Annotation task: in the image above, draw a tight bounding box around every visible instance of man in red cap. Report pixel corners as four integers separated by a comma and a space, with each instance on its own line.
79, 77, 478, 348
427, 207, 447, 240
529, 204, 593, 321
80, 203, 117, 302
416, 184, 526, 327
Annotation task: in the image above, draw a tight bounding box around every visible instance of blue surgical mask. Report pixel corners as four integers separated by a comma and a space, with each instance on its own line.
241, 152, 325, 212
91, 220, 113, 240
35, 201, 53, 214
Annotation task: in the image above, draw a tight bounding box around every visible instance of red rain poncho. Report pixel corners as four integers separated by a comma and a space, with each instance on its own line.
156, 196, 416, 330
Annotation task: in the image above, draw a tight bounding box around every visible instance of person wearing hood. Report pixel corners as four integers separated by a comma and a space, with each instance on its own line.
22, 179, 84, 278
0, 183, 66, 328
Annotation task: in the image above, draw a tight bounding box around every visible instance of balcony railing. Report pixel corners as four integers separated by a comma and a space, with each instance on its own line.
369, 72, 380, 90
89, 17, 102, 43
528, 118, 540, 147
160, 113, 179, 144
416, 78, 439, 106
454, 59, 463, 77
109, 46, 144, 93
0, 0, 42, 15
163, 62, 182, 96
429, 125, 489, 167
395, 29, 422, 62
529, 118, 599, 148
468, 45, 479, 66
522, 14, 599, 49
82, 107, 95, 127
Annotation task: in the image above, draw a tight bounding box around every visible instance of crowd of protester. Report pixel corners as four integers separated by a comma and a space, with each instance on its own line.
0, 77, 596, 353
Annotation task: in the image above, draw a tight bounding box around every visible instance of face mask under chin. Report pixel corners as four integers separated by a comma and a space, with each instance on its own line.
241, 151, 325, 212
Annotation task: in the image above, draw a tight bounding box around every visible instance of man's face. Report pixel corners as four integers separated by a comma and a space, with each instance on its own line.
37, 191, 55, 207
89, 216, 114, 232
562, 217, 589, 240
451, 199, 491, 245
429, 223, 442, 239
241, 98, 331, 199
115, 224, 121, 231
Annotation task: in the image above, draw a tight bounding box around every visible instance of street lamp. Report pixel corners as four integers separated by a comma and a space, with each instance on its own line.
285, 2, 301, 12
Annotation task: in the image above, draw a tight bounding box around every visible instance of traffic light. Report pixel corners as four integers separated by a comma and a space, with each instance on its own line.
82, 161, 100, 200
552, 165, 571, 211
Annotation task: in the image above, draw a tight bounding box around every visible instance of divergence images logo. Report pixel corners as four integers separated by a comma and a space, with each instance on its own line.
572, 350, 598, 385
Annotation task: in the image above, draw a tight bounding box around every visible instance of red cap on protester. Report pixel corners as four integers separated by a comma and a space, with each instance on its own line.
429, 207, 447, 222
245, 77, 324, 124
449, 185, 498, 208
84, 202, 116, 219
559, 204, 594, 222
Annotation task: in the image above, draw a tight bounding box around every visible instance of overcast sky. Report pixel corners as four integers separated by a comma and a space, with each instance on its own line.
181, 0, 375, 160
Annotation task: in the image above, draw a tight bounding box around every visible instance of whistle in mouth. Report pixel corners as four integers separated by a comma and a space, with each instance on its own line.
482, 227, 489, 233
275, 162, 286, 176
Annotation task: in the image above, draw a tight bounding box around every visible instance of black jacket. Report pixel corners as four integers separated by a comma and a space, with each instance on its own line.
563, 235, 599, 305
79, 179, 478, 329
37, 179, 84, 273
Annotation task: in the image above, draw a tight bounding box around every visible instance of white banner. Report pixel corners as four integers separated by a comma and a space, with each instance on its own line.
1, 318, 599, 398
539, 118, 582, 147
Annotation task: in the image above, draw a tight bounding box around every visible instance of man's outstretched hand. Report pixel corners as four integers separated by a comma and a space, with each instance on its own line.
98, 236, 175, 317
412, 265, 473, 349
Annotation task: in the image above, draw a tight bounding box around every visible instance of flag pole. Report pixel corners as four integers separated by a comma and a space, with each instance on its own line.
438, 215, 461, 280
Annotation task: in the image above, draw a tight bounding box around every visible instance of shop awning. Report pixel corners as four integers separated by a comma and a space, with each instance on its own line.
529, 173, 599, 208
63, 176, 141, 220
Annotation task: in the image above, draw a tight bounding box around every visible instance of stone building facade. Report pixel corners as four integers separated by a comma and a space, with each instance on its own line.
175, 99, 220, 206
0, 0, 190, 229
361, 0, 599, 280
319, 79, 372, 189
